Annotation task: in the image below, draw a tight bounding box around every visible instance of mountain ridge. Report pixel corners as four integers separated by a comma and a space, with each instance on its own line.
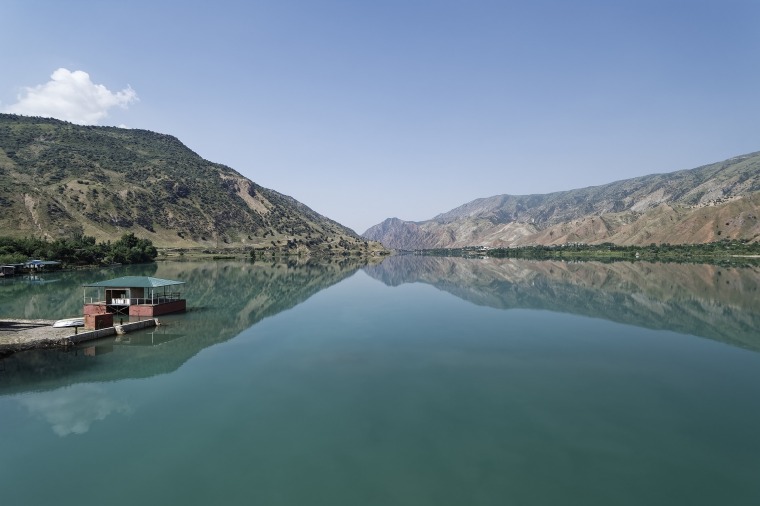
363, 151, 760, 249
0, 113, 382, 254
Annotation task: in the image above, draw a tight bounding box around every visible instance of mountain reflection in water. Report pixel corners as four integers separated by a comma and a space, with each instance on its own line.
2, 256, 760, 505
3, 255, 758, 394
0, 258, 367, 393
364, 256, 760, 352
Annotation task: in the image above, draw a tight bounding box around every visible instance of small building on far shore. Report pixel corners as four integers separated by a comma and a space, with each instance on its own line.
83, 276, 186, 329
1, 261, 56, 277
25, 259, 62, 272
1, 264, 24, 277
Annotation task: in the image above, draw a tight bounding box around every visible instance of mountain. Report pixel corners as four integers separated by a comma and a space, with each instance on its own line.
0, 113, 381, 253
363, 152, 760, 249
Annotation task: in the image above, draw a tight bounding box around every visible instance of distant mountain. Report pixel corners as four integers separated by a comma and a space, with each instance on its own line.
0, 113, 381, 254
363, 152, 760, 249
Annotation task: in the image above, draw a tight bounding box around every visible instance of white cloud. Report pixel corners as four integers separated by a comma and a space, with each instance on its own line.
3, 68, 138, 125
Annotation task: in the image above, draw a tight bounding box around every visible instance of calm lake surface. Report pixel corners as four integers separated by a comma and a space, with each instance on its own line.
1, 256, 759, 505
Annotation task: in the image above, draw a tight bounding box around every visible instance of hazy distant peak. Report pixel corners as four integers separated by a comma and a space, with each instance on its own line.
363, 151, 760, 249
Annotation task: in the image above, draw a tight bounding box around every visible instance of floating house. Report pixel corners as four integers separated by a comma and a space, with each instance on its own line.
1, 264, 22, 277
83, 276, 186, 329
25, 259, 62, 272
1, 261, 61, 277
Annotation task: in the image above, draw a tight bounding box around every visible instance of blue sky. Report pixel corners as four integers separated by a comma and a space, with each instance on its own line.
2, 0, 759, 233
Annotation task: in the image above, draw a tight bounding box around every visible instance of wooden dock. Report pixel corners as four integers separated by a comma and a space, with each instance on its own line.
0, 318, 158, 355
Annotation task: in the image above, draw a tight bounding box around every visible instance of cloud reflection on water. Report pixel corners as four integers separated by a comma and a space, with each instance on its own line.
18, 384, 132, 436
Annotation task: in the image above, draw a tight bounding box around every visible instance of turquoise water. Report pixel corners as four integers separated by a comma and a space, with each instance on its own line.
1, 257, 759, 505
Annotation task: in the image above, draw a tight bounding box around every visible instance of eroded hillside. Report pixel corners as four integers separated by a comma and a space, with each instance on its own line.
0, 114, 382, 254
364, 152, 760, 249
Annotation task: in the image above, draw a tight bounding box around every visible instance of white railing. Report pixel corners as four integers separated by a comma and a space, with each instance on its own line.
84, 293, 182, 306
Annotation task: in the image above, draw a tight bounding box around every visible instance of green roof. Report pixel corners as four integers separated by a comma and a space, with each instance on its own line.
83, 276, 185, 288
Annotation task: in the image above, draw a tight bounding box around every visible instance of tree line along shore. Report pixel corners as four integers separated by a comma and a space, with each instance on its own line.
4, 234, 759, 268
0, 233, 157, 267
415, 239, 760, 266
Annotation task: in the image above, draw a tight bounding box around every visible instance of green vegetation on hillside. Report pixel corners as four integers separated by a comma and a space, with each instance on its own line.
0, 113, 377, 253
0, 232, 157, 266
417, 239, 760, 265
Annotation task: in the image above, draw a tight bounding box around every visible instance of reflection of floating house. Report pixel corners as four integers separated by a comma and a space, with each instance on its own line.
116, 330, 184, 347
83, 276, 187, 326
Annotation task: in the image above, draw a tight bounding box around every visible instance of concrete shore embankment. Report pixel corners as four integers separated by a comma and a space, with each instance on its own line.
0, 318, 157, 356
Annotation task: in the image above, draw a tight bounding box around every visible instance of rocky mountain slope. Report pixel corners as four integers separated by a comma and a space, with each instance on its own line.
0, 113, 380, 253
363, 152, 760, 249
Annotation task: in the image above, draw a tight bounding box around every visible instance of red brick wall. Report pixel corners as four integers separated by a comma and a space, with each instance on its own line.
85, 313, 113, 330
83, 304, 110, 315
129, 300, 186, 316
82, 304, 108, 315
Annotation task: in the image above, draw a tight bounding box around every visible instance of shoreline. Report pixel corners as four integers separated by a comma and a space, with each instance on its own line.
0, 318, 158, 357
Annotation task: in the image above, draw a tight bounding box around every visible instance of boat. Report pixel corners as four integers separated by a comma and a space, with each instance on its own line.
52, 317, 85, 328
